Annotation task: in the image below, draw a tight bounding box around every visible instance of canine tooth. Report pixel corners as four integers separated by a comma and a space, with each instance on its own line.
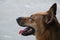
28, 29, 32, 32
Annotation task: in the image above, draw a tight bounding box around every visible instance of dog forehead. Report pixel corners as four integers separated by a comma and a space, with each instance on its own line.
30, 14, 43, 20
30, 12, 48, 19
31, 12, 48, 16
36, 12, 48, 15
32, 12, 48, 15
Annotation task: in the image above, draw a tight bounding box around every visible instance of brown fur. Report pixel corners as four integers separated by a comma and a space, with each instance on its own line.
17, 3, 60, 40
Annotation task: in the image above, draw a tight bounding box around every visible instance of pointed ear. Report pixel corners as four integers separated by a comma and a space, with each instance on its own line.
45, 3, 57, 24
48, 3, 57, 15
45, 14, 54, 24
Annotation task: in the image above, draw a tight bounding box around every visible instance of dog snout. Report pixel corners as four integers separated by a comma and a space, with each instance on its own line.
16, 17, 22, 20
16, 17, 24, 22
16, 17, 25, 26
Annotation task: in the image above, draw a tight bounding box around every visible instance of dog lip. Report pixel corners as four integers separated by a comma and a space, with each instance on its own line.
20, 26, 35, 36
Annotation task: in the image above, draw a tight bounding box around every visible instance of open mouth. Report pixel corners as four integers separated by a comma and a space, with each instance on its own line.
19, 26, 35, 36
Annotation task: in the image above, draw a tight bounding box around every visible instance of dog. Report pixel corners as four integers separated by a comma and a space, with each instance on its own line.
16, 3, 60, 40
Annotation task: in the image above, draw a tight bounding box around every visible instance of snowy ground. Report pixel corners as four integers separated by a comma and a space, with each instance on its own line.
0, 0, 60, 40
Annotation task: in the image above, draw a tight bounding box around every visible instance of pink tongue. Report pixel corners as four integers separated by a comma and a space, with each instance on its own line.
19, 30, 25, 34
19, 27, 29, 34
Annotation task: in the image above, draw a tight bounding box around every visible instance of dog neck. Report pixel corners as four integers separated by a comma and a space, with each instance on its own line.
35, 20, 60, 40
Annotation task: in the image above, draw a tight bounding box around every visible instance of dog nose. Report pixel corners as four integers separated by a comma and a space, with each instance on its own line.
16, 17, 25, 26
17, 17, 22, 20
16, 17, 24, 21
16, 17, 22, 21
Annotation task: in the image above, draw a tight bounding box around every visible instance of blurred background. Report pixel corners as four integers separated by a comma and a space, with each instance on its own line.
0, 0, 60, 40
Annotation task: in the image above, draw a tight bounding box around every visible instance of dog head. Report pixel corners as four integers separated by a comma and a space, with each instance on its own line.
16, 3, 57, 36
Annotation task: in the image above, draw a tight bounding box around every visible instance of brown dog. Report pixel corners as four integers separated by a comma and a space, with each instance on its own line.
16, 3, 60, 40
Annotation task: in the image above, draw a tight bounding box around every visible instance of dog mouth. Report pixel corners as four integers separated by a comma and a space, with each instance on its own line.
16, 18, 35, 36
19, 26, 35, 36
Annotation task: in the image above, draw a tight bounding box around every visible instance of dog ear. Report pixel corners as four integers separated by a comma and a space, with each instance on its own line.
45, 13, 54, 24
48, 3, 57, 15
45, 3, 57, 24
